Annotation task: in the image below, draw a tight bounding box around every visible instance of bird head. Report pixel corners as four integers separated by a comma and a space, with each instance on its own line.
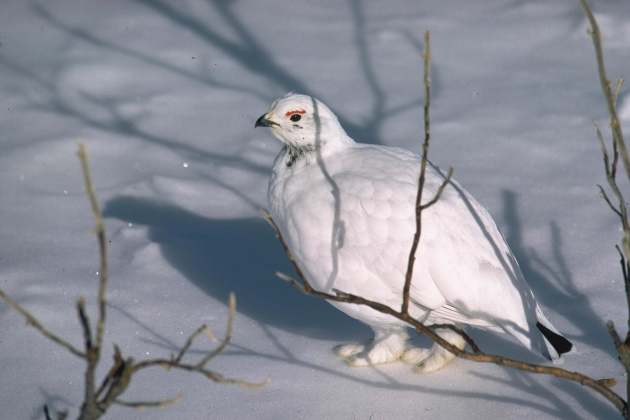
255, 93, 351, 152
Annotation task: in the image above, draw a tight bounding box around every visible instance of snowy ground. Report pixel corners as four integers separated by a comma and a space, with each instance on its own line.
1, 0, 630, 418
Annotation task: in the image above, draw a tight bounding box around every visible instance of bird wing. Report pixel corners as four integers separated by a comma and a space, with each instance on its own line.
275, 143, 536, 339
333, 145, 537, 335
329, 145, 448, 309
420, 176, 539, 338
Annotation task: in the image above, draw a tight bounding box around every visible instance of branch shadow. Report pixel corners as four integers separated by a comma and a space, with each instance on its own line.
108, 290, 618, 420
3, 1, 615, 416
24, 0, 427, 147
500, 189, 615, 357
30, 387, 71, 420
2, 0, 435, 346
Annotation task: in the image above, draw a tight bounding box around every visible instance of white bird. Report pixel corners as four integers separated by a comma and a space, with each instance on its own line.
257, 93, 572, 372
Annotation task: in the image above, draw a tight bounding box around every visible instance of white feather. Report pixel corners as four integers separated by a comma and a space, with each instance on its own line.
263, 94, 568, 360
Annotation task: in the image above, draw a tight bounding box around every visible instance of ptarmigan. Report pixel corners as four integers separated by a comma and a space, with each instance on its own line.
257, 93, 572, 372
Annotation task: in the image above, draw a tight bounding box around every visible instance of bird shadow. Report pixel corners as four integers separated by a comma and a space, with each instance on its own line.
103, 195, 370, 342
100, 190, 621, 420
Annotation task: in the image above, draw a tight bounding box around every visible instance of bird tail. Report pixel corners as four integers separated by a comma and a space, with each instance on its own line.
535, 307, 573, 360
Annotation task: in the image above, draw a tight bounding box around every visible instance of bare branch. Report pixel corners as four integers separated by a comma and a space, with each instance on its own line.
264, 24, 628, 412
76, 297, 93, 350
262, 210, 313, 293
0, 289, 85, 358
77, 143, 108, 352
114, 394, 182, 410
132, 358, 267, 389
3, 145, 264, 420
429, 323, 481, 354
263, 4, 630, 418
131, 293, 265, 390
579, 0, 630, 181
95, 344, 125, 400
616, 245, 630, 334
275, 271, 309, 293
582, 14, 630, 403
598, 378, 618, 388
609, 321, 624, 350
596, 122, 612, 175
76, 143, 111, 420
197, 293, 236, 368
593, 122, 630, 230
274, 247, 626, 411
402, 30, 433, 315
598, 185, 624, 218
172, 324, 209, 365
420, 167, 454, 210
265, 210, 627, 412
96, 353, 135, 411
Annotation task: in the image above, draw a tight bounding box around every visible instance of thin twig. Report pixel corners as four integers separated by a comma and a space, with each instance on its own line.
173, 324, 209, 364
265, 157, 625, 413
598, 185, 624, 218
263, 211, 313, 293
429, 323, 481, 354
131, 358, 267, 389
617, 245, 630, 332
580, 0, 630, 180
131, 293, 265, 389
95, 344, 125, 400
599, 378, 619, 388
402, 30, 432, 315
77, 297, 93, 350
271, 264, 626, 414
594, 122, 630, 230
114, 394, 182, 410
276, 271, 309, 293
197, 293, 235, 368
3, 145, 264, 420
609, 321, 624, 350
265, 14, 630, 416
77, 143, 109, 420
420, 167, 454, 210
77, 143, 108, 352
0, 289, 85, 358
581, 7, 630, 413
596, 122, 612, 174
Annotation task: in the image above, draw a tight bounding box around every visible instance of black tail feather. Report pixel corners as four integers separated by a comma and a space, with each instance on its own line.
536, 322, 573, 356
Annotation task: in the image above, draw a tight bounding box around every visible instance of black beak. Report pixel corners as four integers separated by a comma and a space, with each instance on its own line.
255, 114, 276, 128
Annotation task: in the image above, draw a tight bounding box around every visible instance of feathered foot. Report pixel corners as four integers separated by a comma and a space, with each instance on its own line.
402, 328, 466, 373
335, 329, 408, 367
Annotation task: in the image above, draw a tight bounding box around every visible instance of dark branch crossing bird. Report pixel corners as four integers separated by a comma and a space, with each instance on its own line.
256, 93, 572, 372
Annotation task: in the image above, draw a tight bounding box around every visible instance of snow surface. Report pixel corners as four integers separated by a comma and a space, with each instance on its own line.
1, 0, 630, 418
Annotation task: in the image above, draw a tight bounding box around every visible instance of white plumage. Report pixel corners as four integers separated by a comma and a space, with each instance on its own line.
257, 93, 572, 372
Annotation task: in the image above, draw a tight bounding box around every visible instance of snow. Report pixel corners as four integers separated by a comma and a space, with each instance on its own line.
0, 0, 629, 418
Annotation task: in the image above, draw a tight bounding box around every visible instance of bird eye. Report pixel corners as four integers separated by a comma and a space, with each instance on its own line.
290, 114, 302, 122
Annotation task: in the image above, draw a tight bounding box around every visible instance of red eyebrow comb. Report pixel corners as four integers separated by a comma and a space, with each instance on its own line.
285, 109, 306, 117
